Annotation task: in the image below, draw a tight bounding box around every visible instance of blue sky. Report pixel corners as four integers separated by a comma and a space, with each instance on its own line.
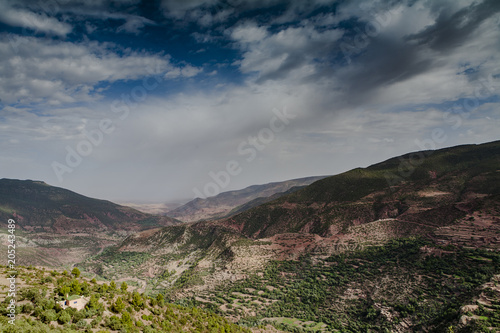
0, 0, 499, 202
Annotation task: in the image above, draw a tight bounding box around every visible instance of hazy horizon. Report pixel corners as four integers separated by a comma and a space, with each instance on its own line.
1, 0, 499, 202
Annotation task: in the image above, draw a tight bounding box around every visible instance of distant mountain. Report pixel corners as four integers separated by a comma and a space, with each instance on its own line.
166, 176, 328, 222
0, 179, 179, 267
118, 200, 188, 215
78, 141, 500, 332
0, 179, 177, 233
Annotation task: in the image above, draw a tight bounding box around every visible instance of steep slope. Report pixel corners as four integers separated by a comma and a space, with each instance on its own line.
166, 176, 328, 222
0, 179, 177, 232
0, 265, 251, 333
79, 141, 500, 332
0, 179, 178, 267
224, 185, 307, 217
222, 141, 500, 239
82, 221, 247, 296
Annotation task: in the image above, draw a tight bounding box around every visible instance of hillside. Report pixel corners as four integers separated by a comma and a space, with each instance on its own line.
0, 179, 178, 267
0, 265, 254, 333
166, 176, 328, 222
2, 141, 500, 332
79, 141, 500, 332
221, 141, 500, 240
0, 179, 177, 232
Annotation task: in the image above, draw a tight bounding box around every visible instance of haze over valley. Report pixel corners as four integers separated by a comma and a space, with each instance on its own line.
1, 0, 500, 332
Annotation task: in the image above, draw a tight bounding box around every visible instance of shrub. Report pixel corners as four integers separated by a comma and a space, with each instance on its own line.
22, 303, 34, 314
41, 309, 57, 323
105, 315, 122, 330
71, 267, 81, 278
58, 310, 71, 324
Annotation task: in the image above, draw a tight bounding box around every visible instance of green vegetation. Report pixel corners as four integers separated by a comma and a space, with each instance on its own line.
0, 265, 250, 333
226, 140, 500, 239
0, 178, 173, 230
71, 267, 80, 278
2, 141, 500, 332
187, 238, 500, 332
79, 222, 242, 296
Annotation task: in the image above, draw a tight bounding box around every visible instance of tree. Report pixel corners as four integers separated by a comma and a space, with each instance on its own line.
71, 267, 81, 278
156, 293, 164, 306
121, 282, 128, 292
110, 280, 117, 290
112, 297, 125, 313
41, 309, 57, 323
105, 315, 123, 330
86, 294, 103, 315
122, 312, 133, 326
58, 310, 71, 324
100, 283, 109, 293
131, 291, 144, 310
81, 281, 90, 296
70, 279, 82, 295
22, 303, 34, 314
59, 286, 70, 296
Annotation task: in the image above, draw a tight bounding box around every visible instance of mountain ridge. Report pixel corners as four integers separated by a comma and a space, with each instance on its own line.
166, 175, 329, 222
0, 178, 179, 267
3, 141, 500, 332
219, 140, 500, 239
91, 140, 500, 298
0, 178, 178, 232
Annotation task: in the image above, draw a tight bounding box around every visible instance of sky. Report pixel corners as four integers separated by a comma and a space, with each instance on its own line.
0, 0, 499, 203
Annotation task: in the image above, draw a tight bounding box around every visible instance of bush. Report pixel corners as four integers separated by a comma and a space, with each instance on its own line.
122, 312, 133, 326
22, 303, 34, 314
76, 319, 88, 329
105, 315, 123, 330
111, 297, 125, 313
58, 310, 71, 324
72, 310, 86, 322
41, 309, 57, 323
71, 267, 81, 278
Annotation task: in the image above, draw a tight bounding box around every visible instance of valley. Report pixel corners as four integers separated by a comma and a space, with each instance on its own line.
166, 176, 328, 222
1, 140, 500, 332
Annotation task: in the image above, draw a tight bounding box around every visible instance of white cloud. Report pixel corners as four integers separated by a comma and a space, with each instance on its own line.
1, 0, 499, 203
85, 22, 97, 34
163, 64, 203, 79
197, 9, 234, 27
230, 22, 342, 82
0, 2, 72, 36
116, 16, 156, 35
0, 35, 202, 106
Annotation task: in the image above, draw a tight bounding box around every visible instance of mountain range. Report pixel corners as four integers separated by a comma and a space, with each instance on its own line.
0, 179, 177, 266
0, 178, 177, 232
165, 176, 328, 222
1, 140, 500, 332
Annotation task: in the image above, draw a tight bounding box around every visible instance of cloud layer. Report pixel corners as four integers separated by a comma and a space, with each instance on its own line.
0, 0, 499, 202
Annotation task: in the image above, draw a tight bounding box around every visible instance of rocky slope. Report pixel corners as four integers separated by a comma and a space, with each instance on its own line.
0, 179, 178, 267
166, 176, 328, 222
221, 141, 500, 240
85, 141, 500, 298
0, 179, 177, 232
